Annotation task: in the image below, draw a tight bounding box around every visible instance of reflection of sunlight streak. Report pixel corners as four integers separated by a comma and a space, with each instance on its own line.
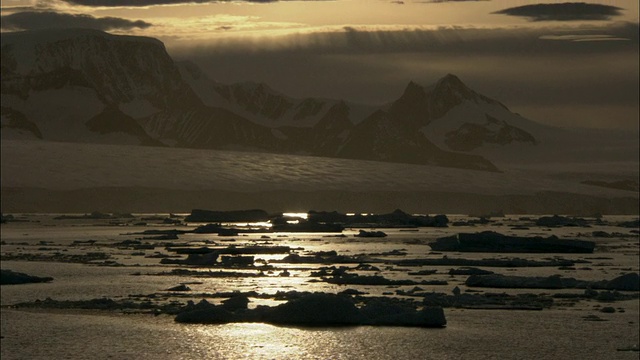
196, 323, 300, 358
231, 221, 272, 228
283, 212, 308, 220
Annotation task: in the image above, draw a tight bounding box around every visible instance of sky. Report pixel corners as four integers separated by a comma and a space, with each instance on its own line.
1, 0, 638, 130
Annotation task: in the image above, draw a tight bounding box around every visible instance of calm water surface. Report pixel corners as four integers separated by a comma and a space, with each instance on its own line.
1, 214, 638, 359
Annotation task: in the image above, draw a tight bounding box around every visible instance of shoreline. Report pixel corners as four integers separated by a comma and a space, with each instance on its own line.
2, 187, 638, 215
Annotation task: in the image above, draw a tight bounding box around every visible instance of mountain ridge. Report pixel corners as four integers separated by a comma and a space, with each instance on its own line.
1, 28, 551, 172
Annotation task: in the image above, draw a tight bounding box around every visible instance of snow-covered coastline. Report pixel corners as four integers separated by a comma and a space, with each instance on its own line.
2, 139, 637, 214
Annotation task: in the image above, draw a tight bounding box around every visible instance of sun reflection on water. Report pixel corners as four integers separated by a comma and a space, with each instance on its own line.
230, 221, 273, 228
282, 212, 308, 219
194, 323, 302, 359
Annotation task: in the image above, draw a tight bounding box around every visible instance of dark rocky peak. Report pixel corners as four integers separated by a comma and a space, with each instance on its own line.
231, 82, 293, 119
399, 81, 427, 103
329, 100, 350, 115
235, 82, 282, 97
293, 98, 326, 121
435, 73, 467, 89
230, 82, 281, 101
388, 81, 429, 128
431, 74, 508, 111
383, 74, 511, 130
431, 73, 478, 101
314, 101, 353, 131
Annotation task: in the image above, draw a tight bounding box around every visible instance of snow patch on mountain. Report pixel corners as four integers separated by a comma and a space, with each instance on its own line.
119, 99, 160, 119
423, 100, 554, 147
1, 87, 104, 142
4, 29, 632, 174
443, 114, 537, 151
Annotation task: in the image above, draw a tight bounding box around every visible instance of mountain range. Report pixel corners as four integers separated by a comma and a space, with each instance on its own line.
2, 29, 550, 172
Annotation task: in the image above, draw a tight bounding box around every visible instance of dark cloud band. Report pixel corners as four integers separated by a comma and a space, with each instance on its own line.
0, 11, 152, 31
494, 2, 623, 22
171, 21, 638, 117
173, 22, 638, 57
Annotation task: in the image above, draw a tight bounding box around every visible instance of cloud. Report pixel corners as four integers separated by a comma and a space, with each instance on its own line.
494, 2, 624, 21
146, 15, 304, 40
420, 0, 489, 3
1, 11, 152, 31
168, 22, 638, 56
57, 0, 319, 7
169, 22, 638, 130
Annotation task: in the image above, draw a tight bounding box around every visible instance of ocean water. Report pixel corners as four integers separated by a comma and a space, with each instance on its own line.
1, 214, 638, 359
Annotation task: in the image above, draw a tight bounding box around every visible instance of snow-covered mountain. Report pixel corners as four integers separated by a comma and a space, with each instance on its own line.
384, 74, 542, 150
0, 28, 582, 172
1, 29, 195, 144
178, 61, 379, 129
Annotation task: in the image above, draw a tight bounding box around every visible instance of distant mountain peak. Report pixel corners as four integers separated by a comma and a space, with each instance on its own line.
402, 81, 426, 98
432, 73, 475, 98
236, 81, 283, 97
436, 73, 466, 88
1, 30, 522, 172
431, 73, 508, 111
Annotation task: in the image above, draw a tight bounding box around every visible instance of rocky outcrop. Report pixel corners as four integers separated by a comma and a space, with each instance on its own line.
416, 291, 553, 310
167, 284, 191, 291
185, 209, 270, 223
174, 293, 447, 327
535, 215, 590, 227
161, 245, 290, 266
429, 231, 595, 253
160, 252, 218, 266
355, 230, 387, 238
394, 257, 575, 268
1, 269, 53, 285
0, 106, 42, 138
465, 273, 639, 291
274, 252, 370, 264
308, 209, 449, 228
605, 273, 640, 291
448, 267, 494, 275
324, 274, 446, 286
